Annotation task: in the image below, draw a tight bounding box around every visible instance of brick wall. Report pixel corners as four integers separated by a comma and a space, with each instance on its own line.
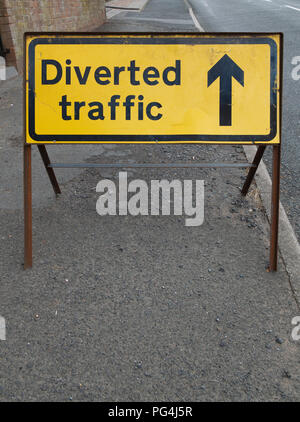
0, 0, 106, 70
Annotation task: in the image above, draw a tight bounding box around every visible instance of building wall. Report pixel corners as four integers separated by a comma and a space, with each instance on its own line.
0, 0, 106, 70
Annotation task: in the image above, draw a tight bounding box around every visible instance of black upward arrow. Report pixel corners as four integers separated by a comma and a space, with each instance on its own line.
207, 54, 244, 126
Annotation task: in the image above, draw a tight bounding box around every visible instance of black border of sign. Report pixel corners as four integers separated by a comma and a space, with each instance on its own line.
27, 33, 279, 143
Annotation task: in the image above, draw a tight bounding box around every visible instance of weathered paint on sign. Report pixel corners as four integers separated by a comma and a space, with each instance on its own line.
25, 33, 281, 144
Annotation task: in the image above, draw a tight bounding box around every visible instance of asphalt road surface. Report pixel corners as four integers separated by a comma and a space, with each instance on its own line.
1, 0, 300, 402
189, 0, 300, 240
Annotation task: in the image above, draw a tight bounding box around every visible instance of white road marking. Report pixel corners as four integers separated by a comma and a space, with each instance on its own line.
285, 5, 300, 11
184, 0, 204, 31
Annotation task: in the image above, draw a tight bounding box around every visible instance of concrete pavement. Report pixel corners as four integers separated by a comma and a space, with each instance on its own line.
0, 0, 300, 402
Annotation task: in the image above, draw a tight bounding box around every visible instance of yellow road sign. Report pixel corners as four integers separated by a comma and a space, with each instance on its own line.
25, 33, 281, 144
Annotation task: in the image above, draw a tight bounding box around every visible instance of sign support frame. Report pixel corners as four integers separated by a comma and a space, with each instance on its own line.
23, 32, 282, 272
23, 144, 32, 269
270, 144, 281, 271
23, 143, 280, 271
37, 145, 61, 195
241, 144, 281, 271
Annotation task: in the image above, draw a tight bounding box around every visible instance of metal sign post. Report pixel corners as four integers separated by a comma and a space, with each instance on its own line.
24, 32, 282, 271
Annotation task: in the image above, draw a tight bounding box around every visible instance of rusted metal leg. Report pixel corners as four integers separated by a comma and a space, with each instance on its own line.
269, 144, 281, 272
37, 145, 61, 195
24, 144, 32, 269
241, 145, 266, 196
